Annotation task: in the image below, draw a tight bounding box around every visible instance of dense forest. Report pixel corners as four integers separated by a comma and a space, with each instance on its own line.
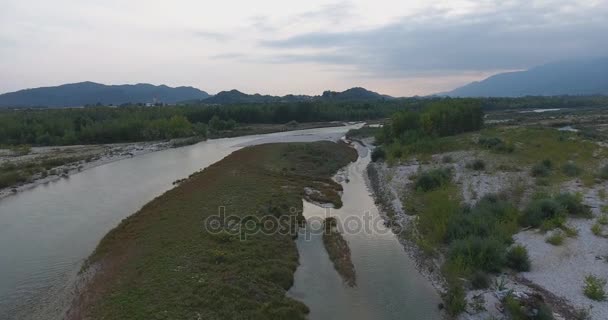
0, 101, 407, 146
1, 95, 606, 146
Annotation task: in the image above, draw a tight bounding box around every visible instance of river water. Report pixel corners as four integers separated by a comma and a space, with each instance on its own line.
288, 144, 441, 319
0, 125, 440, 320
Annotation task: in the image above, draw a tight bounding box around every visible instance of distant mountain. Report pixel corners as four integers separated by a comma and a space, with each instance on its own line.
445, 57, 608, 97
321, 87, 392, 101
0, 82, 210, 107
201, 87, 390, 104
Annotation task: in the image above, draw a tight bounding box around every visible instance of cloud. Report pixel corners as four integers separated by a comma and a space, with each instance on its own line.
258, 0, 608, 77
192, 31, 232, 42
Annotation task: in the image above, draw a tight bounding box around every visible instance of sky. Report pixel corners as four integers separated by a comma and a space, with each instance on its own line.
0, 0, 607, 96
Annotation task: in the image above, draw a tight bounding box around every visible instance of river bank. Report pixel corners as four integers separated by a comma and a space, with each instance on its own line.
0, 122, 349, 200
366, 126, 608, 319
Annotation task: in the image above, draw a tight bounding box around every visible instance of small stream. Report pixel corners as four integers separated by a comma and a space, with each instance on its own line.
288, 144, 441, 320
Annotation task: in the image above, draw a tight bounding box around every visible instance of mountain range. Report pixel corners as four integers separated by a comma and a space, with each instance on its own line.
2, 56, 608, 107
0, 84, 391, 107
0, 82, 210, 107
445, 57, 608, 97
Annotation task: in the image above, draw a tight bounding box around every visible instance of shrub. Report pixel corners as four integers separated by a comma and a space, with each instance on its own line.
554, 193, 591, 218
506, 245, 531, 272
445, 194, 517, 244
470, 271, 490, 289
414, 168, 452, 192
599, 165, 608, 180
371, 147, 385, 162
546, 231, 565, 246
531, 163, 551, 177
598, 214, 608, 225
466, 159, 486, 171
583, 275, 607, 301
478, 136, 515, 153
520, 198, 564, 228
442, 155, 453, 163
591, 223, 603, 237
443, 282, 467, 316
448, 236, 507, 272
562, 162, 582, 177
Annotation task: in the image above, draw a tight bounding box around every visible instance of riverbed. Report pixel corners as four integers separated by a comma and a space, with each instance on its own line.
0, 125, 357, 320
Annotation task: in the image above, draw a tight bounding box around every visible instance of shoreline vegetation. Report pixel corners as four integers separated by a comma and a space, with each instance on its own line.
0, 121, 347, 199
67, 141, 357, 319
357, 103, 608, 319
322, 217, 357, 287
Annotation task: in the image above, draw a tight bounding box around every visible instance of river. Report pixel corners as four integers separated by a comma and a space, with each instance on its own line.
0, 125, 440, 320
288, 144, 441, 319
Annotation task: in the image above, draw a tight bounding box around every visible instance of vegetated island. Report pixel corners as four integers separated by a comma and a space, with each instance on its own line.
323, 217, 357, 287
67, 141, 357, 320
358, 101, 608, 319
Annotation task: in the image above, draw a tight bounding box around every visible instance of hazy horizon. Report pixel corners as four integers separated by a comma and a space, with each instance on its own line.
1, 0, 607, 96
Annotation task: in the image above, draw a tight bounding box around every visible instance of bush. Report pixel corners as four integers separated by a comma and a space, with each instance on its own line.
545, 231, 565, 246
554, 193, 591, 218
591, 223, 603, 237
506, 245, 531, 272
414, 168, 452, 192
583, 275, 607, 301
466, 159, 486, 171
470, 271, 490, 289
445, 194, 517, 244
599, 165, 608, 180
562, 162, 582, 177
448, 236, 507, 272
520, 198, 564, 228
442, 155, 453, 163
531, 163, 551, 177
443, 282, 467, 316
371, 147, 385, 162
478, 136, 514, 153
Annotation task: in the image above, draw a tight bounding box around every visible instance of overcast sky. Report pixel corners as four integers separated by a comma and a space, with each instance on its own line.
1, 0, 606, 96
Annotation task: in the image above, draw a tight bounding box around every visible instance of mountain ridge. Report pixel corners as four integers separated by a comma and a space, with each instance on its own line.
0, 83, 392, 107
444, 57, 608, 97
0, 82, 210, 107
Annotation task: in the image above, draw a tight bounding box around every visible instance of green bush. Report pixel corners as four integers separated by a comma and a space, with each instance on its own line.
583, 275, 607, 301
599, 165, 608, 180
554, 193, 591, 218
466, 159, 486, 171
506, 245, 531, 272
414, 168, 452, 192
443, 282, 467, 316
546, 231, 565, 246
478, 136, 514, 153
445, 194, 517, 244
562, 162, 583, 177
520, 198, 564, 228
371, 147, 385, 162
448, 236, 507, 272
470, 271, 490, 289
531, 162, 551, 177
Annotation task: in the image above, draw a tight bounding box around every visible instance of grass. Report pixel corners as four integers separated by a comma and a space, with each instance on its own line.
322, 217, 356, 287
591, 223, 603, 237
546, 231, 565, 246
583, 275, 607, 301
0, 155, 87, 189
71, 141, 357, 320
479, 127, 603, 184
